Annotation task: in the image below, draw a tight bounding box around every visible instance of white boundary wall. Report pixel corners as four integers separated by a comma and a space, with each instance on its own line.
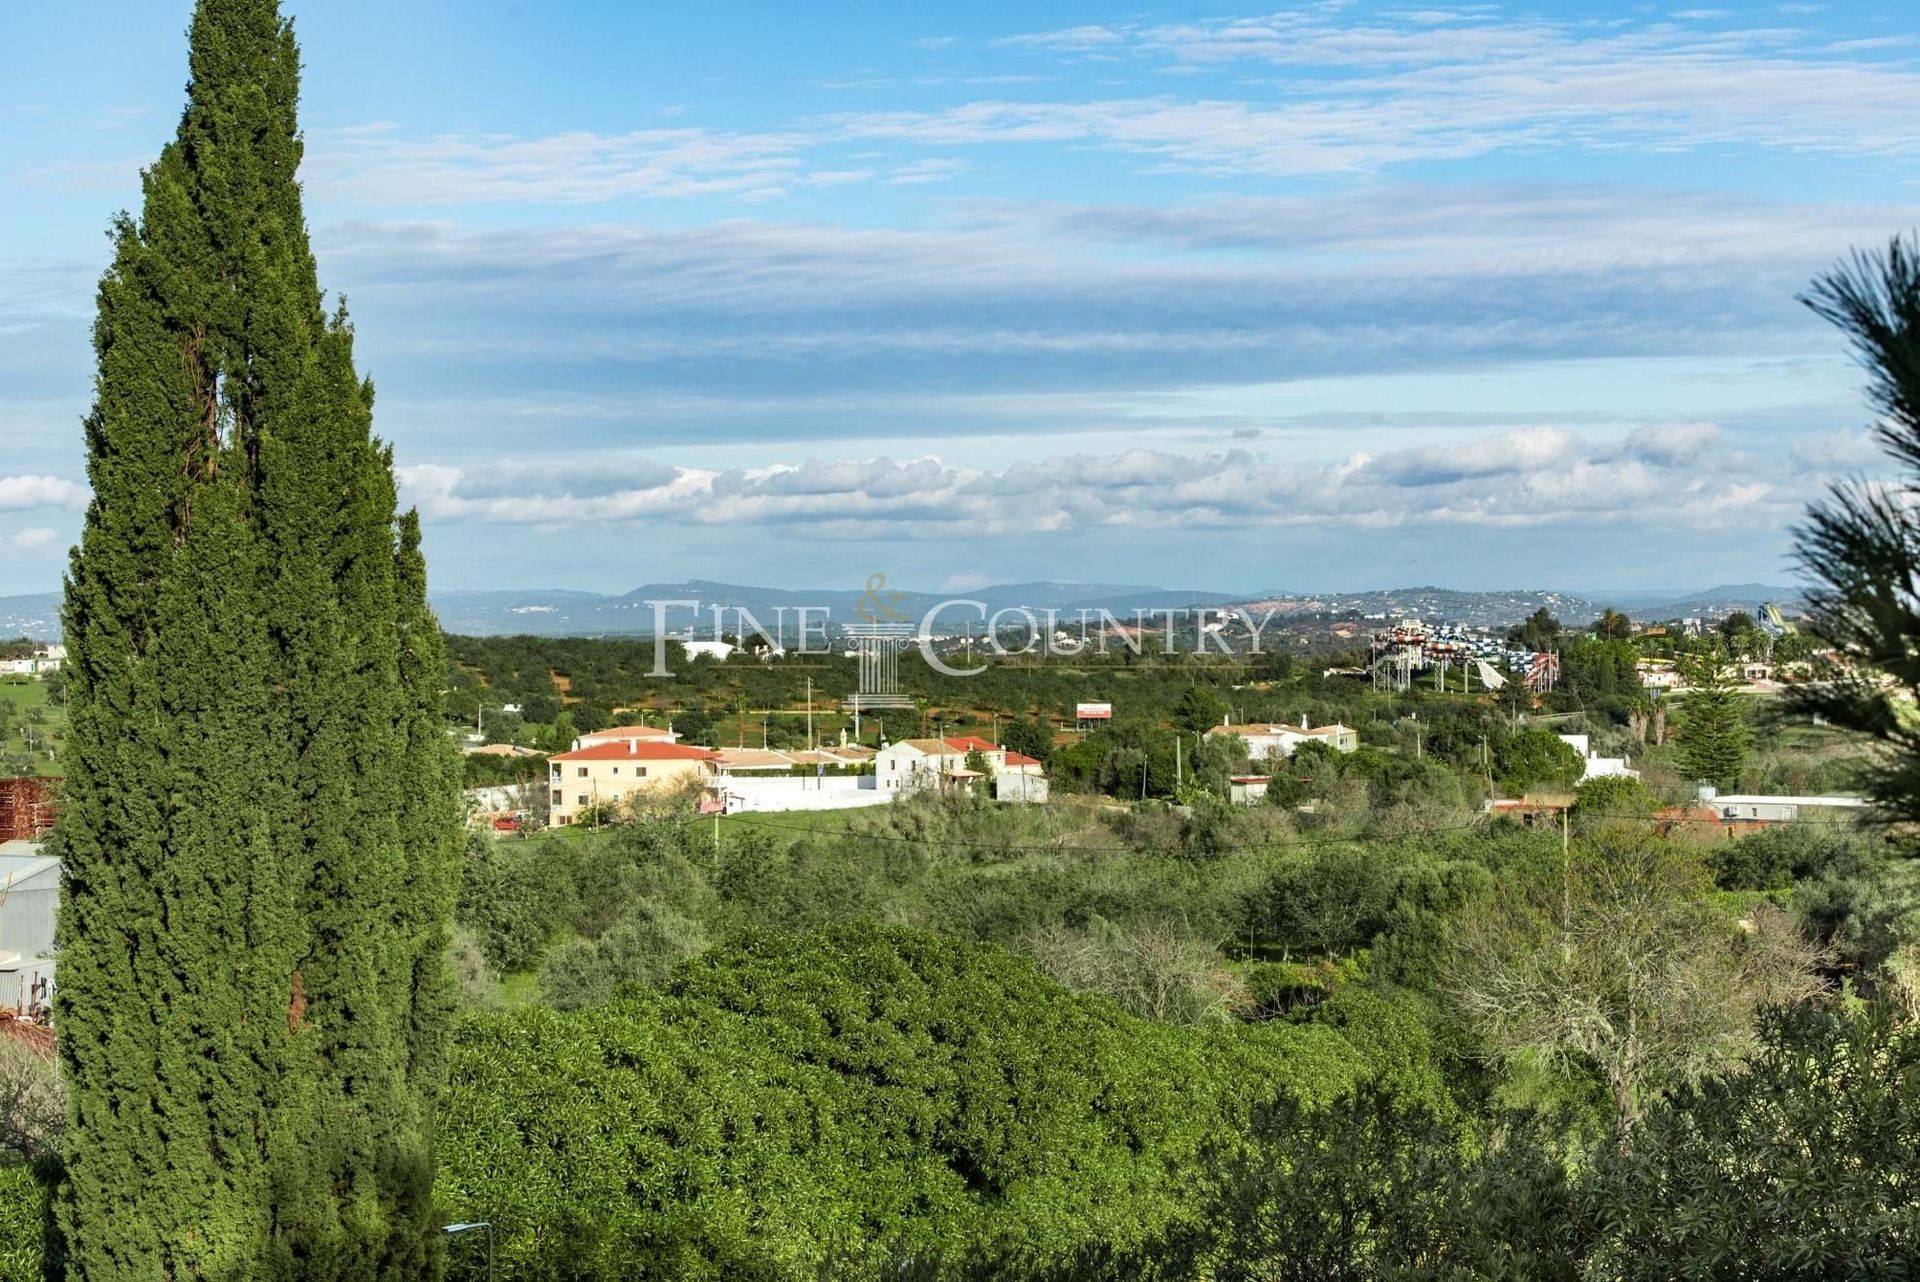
715, 775, 891, 813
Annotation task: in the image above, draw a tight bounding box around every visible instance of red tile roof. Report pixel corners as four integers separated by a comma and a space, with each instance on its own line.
549, 742, 720, 763
1004, 752, 1044, 767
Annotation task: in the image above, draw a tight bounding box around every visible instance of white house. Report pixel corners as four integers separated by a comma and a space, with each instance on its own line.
1558, 734, 1639, 782
1205, 715, 1359, 766
0, 650, 60, 677
875, 736, 1044, 794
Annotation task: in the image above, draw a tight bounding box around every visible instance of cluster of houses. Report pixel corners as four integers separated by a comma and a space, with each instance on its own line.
0, 645, 63, 678
534, 723, 1050, 825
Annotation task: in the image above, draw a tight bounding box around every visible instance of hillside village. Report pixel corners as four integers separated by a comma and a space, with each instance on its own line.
18, 2, 1920, 1275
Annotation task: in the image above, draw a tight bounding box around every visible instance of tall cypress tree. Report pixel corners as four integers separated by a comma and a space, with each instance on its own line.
54, 3, 460, 1277
1676, 651, 1750, 791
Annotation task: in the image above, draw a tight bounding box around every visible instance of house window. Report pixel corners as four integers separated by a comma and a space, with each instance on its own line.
551, 790, 562, 806
638, 767, 648, 778
611, 767, 619, 775
578, 794, 589, 806
577, 767, 589, 778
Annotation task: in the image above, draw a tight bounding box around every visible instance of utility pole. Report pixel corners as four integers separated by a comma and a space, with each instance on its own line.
1175, 734, 1183, 790
1560, 805, 1572, 941
805, 677, 814, 751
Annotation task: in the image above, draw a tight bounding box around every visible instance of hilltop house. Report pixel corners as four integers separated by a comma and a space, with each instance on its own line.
1205, 715, 1359, 766
547, 739, 719, 825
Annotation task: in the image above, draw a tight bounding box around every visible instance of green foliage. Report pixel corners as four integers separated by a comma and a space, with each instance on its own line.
53, 3, 459, 1274
1592, 608, 1634, 641
1491, 727, 1584, 795
1001, 716, 1054, 765
1793, 235, 1920, 829
1174, 684, 1230, 734
1572, 773, 1655, 835
541, 900, 710, 1009
1676, 653, 1751, 789
1508, 607, 1562, 652
1579, 1005, 1920, 1279
1246, 847, 1401, 960
1168, 1087, 1583, 1282
435, 924, 1387, 1280
0, 1161, 54, 1282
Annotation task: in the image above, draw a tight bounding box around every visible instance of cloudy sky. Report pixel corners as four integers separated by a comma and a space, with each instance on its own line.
4, 1, 1917, 597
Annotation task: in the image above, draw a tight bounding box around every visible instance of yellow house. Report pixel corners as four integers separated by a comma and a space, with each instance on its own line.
547, 740, 719, 825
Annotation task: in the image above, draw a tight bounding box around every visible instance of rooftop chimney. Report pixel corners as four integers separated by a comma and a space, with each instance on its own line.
629, 739, 637, 755
1301, 713, 1309, 729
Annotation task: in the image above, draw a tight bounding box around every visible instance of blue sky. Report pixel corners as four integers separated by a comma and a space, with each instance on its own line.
4, 0, 1918, 597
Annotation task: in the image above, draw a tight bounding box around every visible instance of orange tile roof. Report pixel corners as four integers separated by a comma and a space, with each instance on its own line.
549, 742, 720, 763
579, 725, 676, 740
1004, 752, 1044, 767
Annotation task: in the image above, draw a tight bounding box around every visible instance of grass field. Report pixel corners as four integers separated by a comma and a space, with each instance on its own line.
718, 809, 865, 839
0, 678, 63, 776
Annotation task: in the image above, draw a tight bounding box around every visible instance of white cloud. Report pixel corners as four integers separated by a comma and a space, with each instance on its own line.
395, 423, 1823, 542
991, 25, 1127, 51
0, 475, 88, 511
303, 124, 813, 206
277, 10, 1920, 208
6, 527, 58, 551
847, 12, 1920, 175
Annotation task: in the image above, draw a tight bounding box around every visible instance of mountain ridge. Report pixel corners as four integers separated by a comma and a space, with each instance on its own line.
0, 580, 1806, 641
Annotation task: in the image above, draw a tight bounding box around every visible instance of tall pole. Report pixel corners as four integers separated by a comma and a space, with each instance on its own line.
806, 676, 814, 751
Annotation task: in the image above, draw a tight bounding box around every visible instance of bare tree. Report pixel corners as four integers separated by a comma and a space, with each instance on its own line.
0, 1032, 63, 1161
1450, 833, 1827, 1132
1025, 916, 1241, 1025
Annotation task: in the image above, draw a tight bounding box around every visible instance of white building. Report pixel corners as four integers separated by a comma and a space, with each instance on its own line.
1205, 715, 1359, 766
874, 736, 1045, 794
1559, 734, 1639, 782
1709, 794, 1868, 824
0, 841, 57, 1016
1228, 775, 1271, 805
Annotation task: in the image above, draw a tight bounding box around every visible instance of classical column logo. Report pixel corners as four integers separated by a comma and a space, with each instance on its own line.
844, 573, 915, 727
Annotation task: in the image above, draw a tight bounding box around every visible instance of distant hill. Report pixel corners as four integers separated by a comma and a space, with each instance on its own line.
0, 594, 60, 641
0, 579, 1813, 642
1578, 583, 1806, 617
431, 580, 1243, 637
1233, 586, 1601, 630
